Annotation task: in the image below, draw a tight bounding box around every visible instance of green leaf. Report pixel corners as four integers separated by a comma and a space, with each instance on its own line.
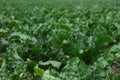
42, 70, 60, 80
10, 32, 28, 40
0, 38, 9, 45
0, 29, 8, 33
60, 57, 91, 80
34, 66, 44, 77
11, 20, 21, 26
39, 61, 61, 69
96, 35, 114, 47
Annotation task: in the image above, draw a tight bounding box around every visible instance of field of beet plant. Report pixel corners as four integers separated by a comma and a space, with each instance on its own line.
0, 0, 120, 80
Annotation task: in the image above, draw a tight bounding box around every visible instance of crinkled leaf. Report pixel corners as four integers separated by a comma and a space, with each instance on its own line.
39, 61, 61, 69
60, 57, 91, 79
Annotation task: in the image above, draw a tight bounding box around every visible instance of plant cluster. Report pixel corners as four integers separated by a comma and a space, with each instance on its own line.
0, 0, 120, 80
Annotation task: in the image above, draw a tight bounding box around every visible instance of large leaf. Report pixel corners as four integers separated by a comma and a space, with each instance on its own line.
95, 35, 114, 47
60, 57, 91, 80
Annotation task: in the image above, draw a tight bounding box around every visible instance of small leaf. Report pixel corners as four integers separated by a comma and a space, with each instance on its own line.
39, 61, 61, 69
11, 20, 21, 26
10, 32, 28, 40
1, 38, 9, 45
42, 70, 60, 80
34, 66, 44, 77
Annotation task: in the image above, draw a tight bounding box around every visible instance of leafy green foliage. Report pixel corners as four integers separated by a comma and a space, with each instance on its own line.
0, 0, 120, 80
